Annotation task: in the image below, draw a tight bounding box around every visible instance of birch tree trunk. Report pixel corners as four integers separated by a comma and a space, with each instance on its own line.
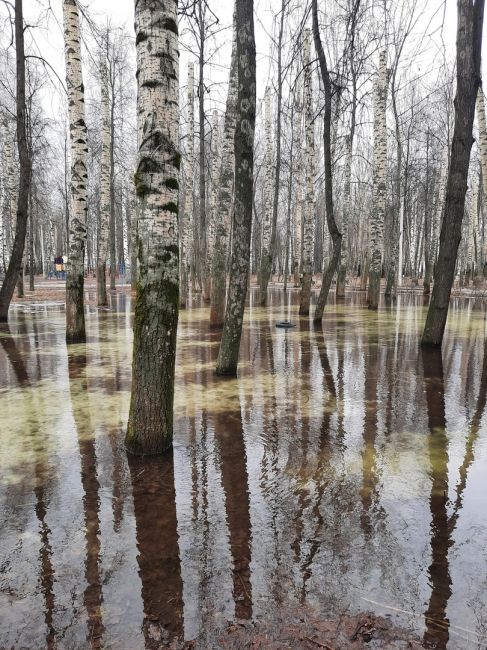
259, 0, 285, 305
336, 5, 358, 298
476, 86, 487, 275
125, 0, 180, 454
423, 130, 433, 294
130, 190, 138, 291
205, 109, 219, 303
215, 0, 256, 376
336, 121, 354, 298
180, 62, 194, 308
198, 1, 208, 300
385, 79, 402, 297
422, 0, 484, 347
109, 82, 116, 291
259, 90, 273, 305
467, 177, 478, 283
63, 0, 88, 342
97, 53, 110, 307
367, 50, 388, 310
299, 29, 314, 316
210, 24, 237, 329
0, 0, 32, 322
293, 83, 303, 287
1, 115, 15, 268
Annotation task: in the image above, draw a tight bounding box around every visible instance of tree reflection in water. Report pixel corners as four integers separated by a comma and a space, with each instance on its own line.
0, 292, 487, 648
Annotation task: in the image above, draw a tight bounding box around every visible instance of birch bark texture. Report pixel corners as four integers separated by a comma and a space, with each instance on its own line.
97, 53, 110, 307
206, 109, 219, 297
422, 0, 484, 346
299, 28, 315, 316
210, 23, 237, 329
367, 50, 387, 310
215, 0, 256, 376
259, 89, 273, 305
1, 117, 16, 263
180, 61, 194, 308
476, 87, 487, 273
293, 82, 303, 286
125, 0, 180, 454
63, 0, 88, 342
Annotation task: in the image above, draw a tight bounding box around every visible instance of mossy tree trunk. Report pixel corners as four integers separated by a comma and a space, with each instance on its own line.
422, 0, 484, 346
125, 0, 180, 455
0, 0, 32, 322
299, 28, 314, 316
210, 23, 237, 328
215, 0, 256, 376
63, 0, 88, 343
180, 61, 194, 309
97, 53, 110, 307
367, 50, 387, 310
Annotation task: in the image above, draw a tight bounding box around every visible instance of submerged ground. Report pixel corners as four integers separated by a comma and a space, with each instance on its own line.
1, 284, 487, 649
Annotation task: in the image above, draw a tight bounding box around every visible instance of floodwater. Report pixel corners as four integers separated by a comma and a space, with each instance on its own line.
1, 288, 487, 649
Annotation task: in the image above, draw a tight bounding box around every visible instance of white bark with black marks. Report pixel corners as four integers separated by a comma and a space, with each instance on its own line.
181, 61, 194, 308
97, 52, 110, 306
299, 28, 315, 316
126, 0, 180, 454
367, 50, 387, 310
63, 0, 88, 342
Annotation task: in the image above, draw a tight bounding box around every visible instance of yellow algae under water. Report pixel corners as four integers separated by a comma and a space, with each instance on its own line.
0, 289, 487, 648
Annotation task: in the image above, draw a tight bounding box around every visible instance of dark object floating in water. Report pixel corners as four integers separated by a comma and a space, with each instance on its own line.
276, 321, 295, 329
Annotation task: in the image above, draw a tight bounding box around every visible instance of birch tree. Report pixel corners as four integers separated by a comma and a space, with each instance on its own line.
63, 0, 88, 342
476, 86, 487, 275
422, 0, 484, 347
299, 28, 314, 316
180, 61, 194, 308
210, 23, 237, 329
125, 0, 180, 454
97, 53, 110, 307
215, 0, 256, 376
259, 89, 273, 305
1, 115, 16, 265
367, 50, 387, 310
205, 109, 219, 301
293, 80, 303, 287
259, 0, 286, 305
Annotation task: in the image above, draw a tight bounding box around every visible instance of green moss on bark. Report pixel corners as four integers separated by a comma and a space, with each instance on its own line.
162, 201, 178, 214
164, 177, 179, 190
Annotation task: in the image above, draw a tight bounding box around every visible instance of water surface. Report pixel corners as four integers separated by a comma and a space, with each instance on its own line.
1, 289, 487, 648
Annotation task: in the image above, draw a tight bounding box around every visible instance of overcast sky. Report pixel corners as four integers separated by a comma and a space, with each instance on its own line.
0, 0, 484, 139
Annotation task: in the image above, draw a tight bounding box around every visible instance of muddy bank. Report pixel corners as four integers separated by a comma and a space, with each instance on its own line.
168, 610, 425, 649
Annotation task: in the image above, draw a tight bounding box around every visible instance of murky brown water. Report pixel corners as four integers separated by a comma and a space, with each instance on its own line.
1, 288, 487, 648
